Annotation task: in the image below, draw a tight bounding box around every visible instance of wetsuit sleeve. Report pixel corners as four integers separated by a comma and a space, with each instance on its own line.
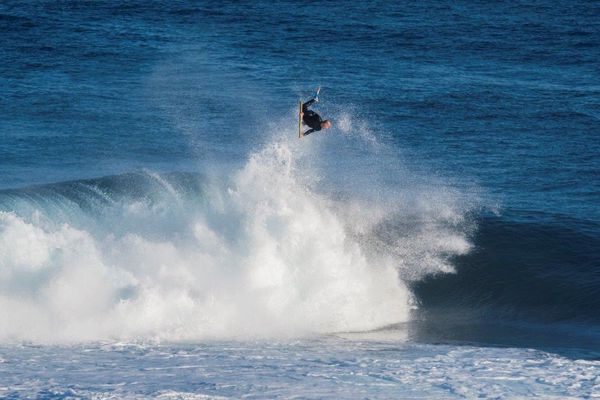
302, 98, 316, 111
303, 128, 316, 136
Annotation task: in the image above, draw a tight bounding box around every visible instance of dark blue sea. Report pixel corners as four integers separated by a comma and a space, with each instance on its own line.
1, 1, 600, 398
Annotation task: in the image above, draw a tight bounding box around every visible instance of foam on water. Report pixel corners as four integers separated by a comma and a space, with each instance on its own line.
1, 340, 599, 399
0, 131, 472, 343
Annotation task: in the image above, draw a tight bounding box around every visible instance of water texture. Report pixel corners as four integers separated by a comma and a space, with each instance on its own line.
1, 0, 599, 398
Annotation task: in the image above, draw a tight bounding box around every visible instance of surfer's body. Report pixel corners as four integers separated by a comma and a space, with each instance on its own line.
300, 89, 332, 137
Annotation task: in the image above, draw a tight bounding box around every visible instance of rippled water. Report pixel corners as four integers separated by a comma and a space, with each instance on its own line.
1, 0, 599, 397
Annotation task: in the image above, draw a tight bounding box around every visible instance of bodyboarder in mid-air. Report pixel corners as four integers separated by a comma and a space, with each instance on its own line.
300, 88, 332, 137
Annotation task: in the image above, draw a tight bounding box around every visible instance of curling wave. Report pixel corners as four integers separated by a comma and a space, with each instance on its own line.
412, 214, 600, 324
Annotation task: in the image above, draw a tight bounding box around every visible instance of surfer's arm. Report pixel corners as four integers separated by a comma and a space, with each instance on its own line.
303, 128, 316, 136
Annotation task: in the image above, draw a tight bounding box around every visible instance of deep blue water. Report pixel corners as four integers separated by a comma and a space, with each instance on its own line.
1, 1, 600, 397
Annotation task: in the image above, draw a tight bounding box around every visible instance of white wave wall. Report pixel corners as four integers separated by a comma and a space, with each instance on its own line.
0, 134, 472, 343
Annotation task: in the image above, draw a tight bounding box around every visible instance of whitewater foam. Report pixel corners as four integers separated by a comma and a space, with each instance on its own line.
0, 135, 473, 343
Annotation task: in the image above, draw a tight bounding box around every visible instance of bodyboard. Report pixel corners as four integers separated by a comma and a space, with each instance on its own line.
298, 100, 303, 138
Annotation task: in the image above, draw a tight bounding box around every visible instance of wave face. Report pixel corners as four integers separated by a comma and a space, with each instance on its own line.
0, 138, 473, 343
412, 216, 600, 328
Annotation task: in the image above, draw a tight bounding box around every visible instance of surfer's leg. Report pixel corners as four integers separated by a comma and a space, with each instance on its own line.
302, 98, 316, 112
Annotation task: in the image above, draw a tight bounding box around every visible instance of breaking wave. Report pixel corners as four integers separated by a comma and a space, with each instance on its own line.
0, 136, 474, 343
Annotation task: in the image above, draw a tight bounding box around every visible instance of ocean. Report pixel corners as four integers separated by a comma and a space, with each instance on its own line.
1, 1, 599, 398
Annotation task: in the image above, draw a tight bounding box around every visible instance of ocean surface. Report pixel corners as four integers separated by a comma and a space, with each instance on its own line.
1, 0, 600, 398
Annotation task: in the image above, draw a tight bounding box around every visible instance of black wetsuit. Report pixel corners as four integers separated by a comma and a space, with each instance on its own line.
302, 98, 322, 136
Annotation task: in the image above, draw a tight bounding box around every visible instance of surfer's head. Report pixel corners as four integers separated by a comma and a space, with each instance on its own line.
321, 120, 332, 129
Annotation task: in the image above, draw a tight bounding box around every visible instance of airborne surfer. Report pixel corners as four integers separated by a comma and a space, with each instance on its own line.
300, 88, 332, 137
